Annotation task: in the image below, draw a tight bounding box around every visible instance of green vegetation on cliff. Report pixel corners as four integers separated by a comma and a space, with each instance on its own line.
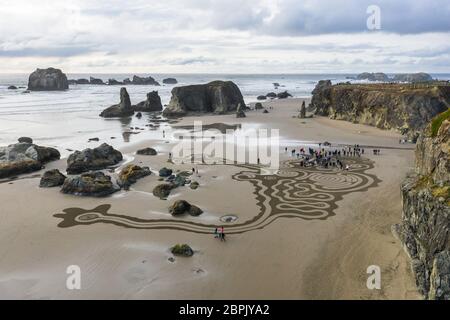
431, 108, 450, 137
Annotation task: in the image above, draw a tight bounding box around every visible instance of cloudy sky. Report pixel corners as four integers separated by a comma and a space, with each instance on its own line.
0, 0, 449, 73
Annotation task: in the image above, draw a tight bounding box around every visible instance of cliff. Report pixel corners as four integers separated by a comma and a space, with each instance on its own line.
310, 81, 450, 140
393, 110, 450, 300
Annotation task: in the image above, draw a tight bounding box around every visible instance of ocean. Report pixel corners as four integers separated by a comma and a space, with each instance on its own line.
1, 73, 449, 155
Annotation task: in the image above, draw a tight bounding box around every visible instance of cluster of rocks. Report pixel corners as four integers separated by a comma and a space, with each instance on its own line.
257, 90, 292, 101
100, 88, 163, 118
0, 138, 60, 179
349, 72, 434, 83
393, 111, 450, 300
69, 75, 178, 86
162, 81, 245, 117
309, 80, 450, 139
153, 169, 198, 199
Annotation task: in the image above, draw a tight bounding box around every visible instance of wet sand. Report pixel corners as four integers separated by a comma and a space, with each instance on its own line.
0, 98, 421, 299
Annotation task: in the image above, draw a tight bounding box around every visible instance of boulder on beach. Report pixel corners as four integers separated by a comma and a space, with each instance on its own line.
159, 167, 173, 177
28, 68, 68, 91
163, 78, 178, 84
236, 103, 246, 118
255, 102, 264, 110
266, 92, 277, 99
66, 143, 123, 174
169, 200, 203, 216
163, 81, 245, 117
171, 244, 194, 257
0, 141, 60, 179
118, 164, 151, 190
18, 137, 33, 144
131, 75, 160, 86
89, 77, 105, 85
100, 87, 134, 118
277, 91, 292, 99
136, 147, 157, 156
39, 169, 66, 188
8, 85, 17, 90
61, 171, 119, 197
153, 183, 175, 199
132, 91, 163, 112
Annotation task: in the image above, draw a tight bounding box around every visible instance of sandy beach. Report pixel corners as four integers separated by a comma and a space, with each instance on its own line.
0, 98, 421, 299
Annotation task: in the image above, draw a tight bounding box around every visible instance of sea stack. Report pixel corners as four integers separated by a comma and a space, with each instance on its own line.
133, 91, 163, 112
27, 68, 69, 91
100, 87, 134, 118
163, 81, 245, 117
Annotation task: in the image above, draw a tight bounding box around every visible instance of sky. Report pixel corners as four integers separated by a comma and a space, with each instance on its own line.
0, 0, 449, 74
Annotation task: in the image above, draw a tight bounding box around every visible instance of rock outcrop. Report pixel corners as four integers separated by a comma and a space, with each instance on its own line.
169, 200, 203, 216
131, 75, 160, 86
171, 244, 194, 257
28, 68, 68, 91
162, 81, 245, 117
66, 143, 123, 174
40, 169, 66, 188
100, 87, 134, 118
61, 171, 119, 197
0, 141, 60, 179
136, 147, 157, 156
393, 73, 433, 83
118, 164, 151, 190
132, 91, 163, 112
357, 72, 389, 82
310, 81, 450, 138
153, 183, 175, 199
393, 111, 450, 300
89, 77, 105, 85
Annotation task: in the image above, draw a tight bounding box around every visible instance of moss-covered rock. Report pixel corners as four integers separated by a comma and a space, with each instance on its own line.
171, 244, 194, 257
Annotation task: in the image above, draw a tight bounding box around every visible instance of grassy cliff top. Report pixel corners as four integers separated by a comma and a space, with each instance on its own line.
332, 81, 450, 92
431, 108, 450, 137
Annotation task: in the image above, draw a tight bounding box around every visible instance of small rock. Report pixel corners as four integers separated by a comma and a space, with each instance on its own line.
171, 244, 194, 257
169, 200, 203, 216
8, 85, 18, 90
153, 183, 175, 199
159, 167, 173, 177
39, 169, 66, 188
18, 137, 33, 144
136, 147, 157, 156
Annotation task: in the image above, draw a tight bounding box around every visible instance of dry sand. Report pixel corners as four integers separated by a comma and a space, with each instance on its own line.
0, 98, 421, 299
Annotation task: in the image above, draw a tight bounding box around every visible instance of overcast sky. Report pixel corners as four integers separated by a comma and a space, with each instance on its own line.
0, 0, 449, 73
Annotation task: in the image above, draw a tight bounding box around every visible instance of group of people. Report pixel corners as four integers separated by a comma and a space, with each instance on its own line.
214, 227, 226, 242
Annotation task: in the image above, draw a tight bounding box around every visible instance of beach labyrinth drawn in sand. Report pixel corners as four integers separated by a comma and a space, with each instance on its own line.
54, 158, 380, 234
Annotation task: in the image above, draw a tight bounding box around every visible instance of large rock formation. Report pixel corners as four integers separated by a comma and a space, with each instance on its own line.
393, 111, 450, 300
393, 73, 433, 83
357, 72, 389, 82
66, 143, 123, 174
162, 81, 245, 117
131, 75, 160, 86
28, 68, 68, 91
100, 87, 134, 118
310, 81, 450, 138
0, 140, 60, 179
132, 91, 163, 112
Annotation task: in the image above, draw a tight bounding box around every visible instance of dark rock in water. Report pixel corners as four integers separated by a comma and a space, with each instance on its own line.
136, 112, 142, 118
123, 78, 131, 84
236, 103, 246, 118
162, 81, 245, 117
136, 147, 157, 156
89, 77, 105, 85
28, 68, 68, 91
100, 87, 134, 118
118, 164, 151, 190
169, 200, 203, 216
263, 109, 269, 114
159, 167, 173, 177
0, 142, 60, 179
277, 91, 292, 99
357, 72, 389, 82
88, 137, 99, 142
266, 92, 277, 98
153, 183, 175, 199
393, 73, 433, 83
66, 143, 123, 174
163, 78, 178, 84
190, 181, 199, 190
273, 82, 281, 87
132, 91, 163, 112
255, 102, 264, 110
18, 137, 33, 144
76, 78, 90, 85
39, 169, 66, 188
61, 171, 119, 197
131, 75, 160, 86
257, 95, 267, 100
8, 85, 17, 90
171, 244, 194, 257
108, 79, 123, 85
